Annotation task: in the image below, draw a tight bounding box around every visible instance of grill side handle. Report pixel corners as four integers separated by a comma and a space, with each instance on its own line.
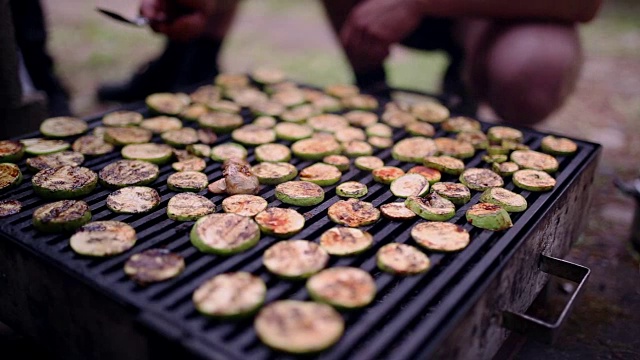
501, 254, 590, 344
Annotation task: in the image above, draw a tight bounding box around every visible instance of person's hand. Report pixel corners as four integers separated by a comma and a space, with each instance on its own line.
140, 0, 216, 41
340, 0, 425, 72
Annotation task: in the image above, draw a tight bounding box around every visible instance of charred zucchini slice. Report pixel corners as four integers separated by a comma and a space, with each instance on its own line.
274, 122, 313, 141
172, 158, 207, 172
124, 249, 185, 284
0, 140, 25, 162
434, 137, 475, 159
405, 193, 456, 221
307, 267, 376, 309
194, 272, 266, 318
390, 174, 430, 198
459, 168, 504, 191
222, 194, 268, 217
318, 227, 373, 255
466, 203, 513, 231
480, 187, 527, 212
255, 208, 305, 238
372, 166, 405, 184
423, 156, 465, 175
26, 151, 84, 172
255, 143, 291, 163
328, 199, 380, 227
104, 127, 153, 146
513, 169, 556, 192
231, 125, 276, 146
492, 161, 520, 177
146, 93, 186, 116
210, 142, 248, 162
541, 135, 577, 155
23, 139, 70, 155
275, 181, 325, 206
411, 222, 470, 252
106, 186, 161, 214
255, 300, 344, 354
121, 143, 173, 164
377, 243, 430, 275
70, 221, 136, 257
0, 199, 21, 217
251, 162, 298, 185
380, 202, 417, 221
300, 163, 342, 186
167, 193, 215, 221
199, 112, 243, 133
510, 150, 559, 173
344, 110, 377, 127
323, 155, 350, 172
40, 116, 88, 138
292, 138, 342, 160
190, 213, 260, 254
354, 156, 384, 171
32, 200, 91, 233
407, 165, 441, 184
456, 130, 489, 149
263, 240, 329, 279
32, 166, 97, 199
102, 111, 143, 127
336, 181, 368, 198
392, 137, 437, 163
430, 182, 471, 206
72, 135, 114, 156
161, 128, 199, 148
411, 101, 449, 123
140, 116, 182, 134
99, 160, 159, 189
487, 126, 523, 144
0, 163, 22, 192
167, 171, 208, 192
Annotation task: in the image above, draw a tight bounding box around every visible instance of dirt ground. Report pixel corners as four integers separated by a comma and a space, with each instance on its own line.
3, 0, 640, 358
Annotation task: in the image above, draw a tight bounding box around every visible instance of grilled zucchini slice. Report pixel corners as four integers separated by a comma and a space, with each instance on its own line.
221, 194, 268, 217
172, 158, 207, 172
406, 121, 436, 137
194, 272, 266, 318
323, 155, 350, 172
380, 202, 417, 221
210, 142, 248, 162
140, 116, 182, 134
263, 240, 329, 279
365, 123, 393, 138
146, 93, 186, 116
372, 166, 405, 184
492, 161, 520, 177
125, 249, 185, 284
274, 122, 313, 141
197, 128, 218, 145
0, 140, 25, 162
342, 94, 378, 110
253, 115, 277, 128
405, 193, 456, 221
307, 267, 376, 309
299, 163, 342, 186
423, 155, 465, 175
0, 163, 22, 192
480, 187, 527, 212
40, 116, 88, 138
161, 128, 199, 148
430, 182, 471, 206
325, 83, 359, 98
26, 151, 84, 172
255, 300, 344, 354
255, 207, 305, 238
167, 171, 209, 192
32, 166, 97, 199
99, 160, 159, 189
251, 162, 298, 185
0, 199, 21, 217
377, 243, 430, 275
411, 222, 470, 252
541, 135, 577, 155
199, 112, 243, 133
441, 116, 481, 133
70, 221, 136, 257
343, 140, 373, 157
181, 103, 209, 122
121, 143, 173, 164
483, 154, 508, 164
187, 144, 211, 158
167, 193, 215, 221
459, 168, 504, 191
407, 165, 441, 184
23, 139, 70, 155
390, 174, 430, 198
382, 110, 417, 128
336, 181, 368, 198
32, 200, 91, 233
434, 137, 475, 159
510, 150, 559, 173
272, 89, 306, 108
319, 227, 373, 255
190, 213, 260, 254
392, 137, 437, 163
255, 143, 291, 163
487, 126, 523, 144
335, 127, 366, 143
104, 127, 153, 146
513, 169, 556, 192
456, 130, 489, 149
344, 110, 377, 127
252, 66, 285, 84
231, 125, 276, 146
106, 186, 161, 214
102, 111, 143, 127
215, 73, 250, 89
275, 181, 325, 206
466, 203, 513, 231
307, 114, 349, 134
411, 101, 449, 123
72, 135, 114, 156
354, 156, 384, 171
328, 199, 380, 227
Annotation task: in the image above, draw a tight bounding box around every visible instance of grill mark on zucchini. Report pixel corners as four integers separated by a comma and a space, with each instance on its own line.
459, 168, 504, 191
190, 213, 260, 254
318, 227, 373, 255
32, 166, 97, 199
0, 199, 21, 217
263, 240, 329, 278
70, 221, 137, 257
106, 187, 161, 214
26, 151, 85, 172
99, 160, 159, 189
306, 267, 376, 309
255, 208, 305, 237
167, 193, 215, 221
377, 243, 430, 275
327, 199, 380, 227
125, 249, 185, 284
221, 195, 268, 217
194, 272, 266, 318
33, 200, 91, 232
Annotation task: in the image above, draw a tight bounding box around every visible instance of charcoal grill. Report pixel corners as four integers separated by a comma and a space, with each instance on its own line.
0, 88, 600, 360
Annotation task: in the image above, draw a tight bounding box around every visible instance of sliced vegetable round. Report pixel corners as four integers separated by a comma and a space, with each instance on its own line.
323, 155, 350, 172
377, 243, 430, 275
336, 181, 368, 198
72, 135, 114, 156
319, 227, 373, 255
372, 166, 405, 184
274, 122, 313, 141
194, 272, 266, 318
480, 187, 528, 212
487, 145, 510, 156
383, 109, 416, 128
466, 203, 513, 231
513, 169, 556, 192
411, 101, 449, 123
487, 126, 523, 144
187, 143, 212, 157
222, 194, 268, 217
23, 139, 70, 155
210, 142, 247, 162
434, 137, 475, 159
408, 165, 441, 184
541, 135, 577, 155
493, 161, 520, 177
106, 186, 161, 214
103, 111, 143, 127
251, 162, 298, 185
125, 249, 185, 284
40, 116, 88, 138
423, 156, 465, 175
26, 151, 84, 172
411, 222, 470, 252
406, 121, 435, 137
405, 193, 456, 221
380, 202, 417, 221
0, 140, 25, 162
390, 174, 430, 198
179, 104, 208, 122
255, 208, 305, 237
291, 138, 342, 160
32, 166, 97, 199
300, 163, 342, 186
190, 213, 260, 254
263, 240, 329, 279
252, 66, 285, 84
146, 93, 185, 116
231, 125, 276, 145
430, 182, 471, 206
441, 116, 481, 133
354, 156, 384, 171
167, 171, 208, 192
197, 128, 218, 144
32, 200, 91, 233
307, 267, 376, 309
255, 300, 344, 354
140, 116, 182, 134
104, 127, 153, 146
328, 199, 380, 227
366, 123, 393, 138
510, 150, 559, 173
167, 193, 215, 221
335, 127, 367, 143
344, 110, 377, 127
325, 83, 359, 98
253, 115, 278, 128
215, 73, 249, 89
161, 127, 199, 148
342, 94, 378, 110
275, 181, 325, 206
99, 160, 159, 189
483, 154, 508, 164
198, 112, 243, 133
459, 168, 504, 191
0, 199, 21, 217
172, 157, 207, 172
392, 137, 437, 163
121, 143, 173, 164
343, 140, 373, 157
0, 163, 22, 192
70, 221, 136, 257
457, 130, 489, 149
272, 89, 306, 108
255, 143, 291, 162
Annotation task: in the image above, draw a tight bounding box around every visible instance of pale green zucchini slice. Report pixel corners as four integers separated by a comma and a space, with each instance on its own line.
423, 156, 465, 176
72, 135, 114, 156
541, 135, 577, 155
23, 139, 70, 155
263, 240, 329, 279
104, 127, 153, 146
0, 140, 25, 162
190, 213, 260, 254
167, 193, 215, 221
180, 104, 210, 122
377, 243, 430, 275
441, 116, 481, 133
194, 272, 266, 318
250, 101, 285, 117
190, 85, 221, 104
253, 115, 277, 128
125, 249, 185, 284
311, 95, 343, 112
328, 199, 380, 227
405, 193, 456, 221
344, 110, 377, 127
307, 267, 376, 309
167, 171, 209, 192
121, 143, 173, 164
106, 186, 161, 214
32, 166, 97, 199
251, 162, 298, 185
392, 137, 437, 163
275, 181, 325, 206
319, 227, 373, 255
342, 94, 378, 110
487, 126, 523, 144
343, 140, 373, 157
208, 100, 242, 114
70, 221, 136, 257
456, 130, 489, 149
483, 154, 508, 164
407, 165, 441, 184
161, 127, 199, 148
323, 155, 350, 172
272, 89, 306, 108
146, 93, 186, 116
434, 137, 475, 159
274, 122, 313, 141
255, 143, 291, 163
372, 166, 405, 184
99, 160, 159, 189
255, 208, 305, 237
172, 157, 207, 172
380, 202, 417, 221
140, 116, 182, 134
307, 114, 349, 133
252, 66, 286, 84
186, 144, 211, 157
411, 101, 449, 123
221, 194, 268, 217
32, 200, 91, 233
198, 112, 243, 133
299, 163, 342, 186
430, 182, 471, 206
513, 169, 556, 192
487, 145, 510, 155
231, 125, 276, 146
411, 222, 470, 252
102, 111, 143, 127
291, 138, 342, 160
354, 156, 384, 171
26, 151, 84, 172
466, 203, 513, 231
335, 127, 366, 143
492, 161, 520, 177
210, 142, 248, 162
406, 121, 435, 137
336, 181, 368, 198
40, 116, 88, 138
325, 83, 359, 98
390, 174, 430, 198
510, 150, 559, 173
459, 168, 504, 191
480, 187, 527, 212
366, 123, 393, 138
382, 110, 417, 128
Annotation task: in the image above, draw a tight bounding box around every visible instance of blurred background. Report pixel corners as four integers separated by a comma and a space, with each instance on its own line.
3, 0, 640, 358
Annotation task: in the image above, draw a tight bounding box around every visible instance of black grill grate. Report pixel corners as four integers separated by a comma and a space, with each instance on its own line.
0, 90, 599, 359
